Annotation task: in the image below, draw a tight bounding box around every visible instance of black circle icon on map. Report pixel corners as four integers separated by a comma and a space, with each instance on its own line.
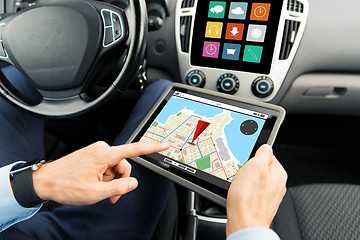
240, 120, 258, 135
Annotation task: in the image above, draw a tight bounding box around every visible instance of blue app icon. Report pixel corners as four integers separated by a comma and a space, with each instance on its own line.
228, 2, 248, 20
222, 43, 241, 61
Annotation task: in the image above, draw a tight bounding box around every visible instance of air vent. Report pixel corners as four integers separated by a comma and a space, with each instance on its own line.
287, 0, 304, 13
279, 20, 300, 60
180, 16, 192, 53
181, 0, 195, 8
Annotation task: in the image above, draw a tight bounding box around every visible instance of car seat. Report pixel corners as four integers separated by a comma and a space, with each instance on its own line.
273, 184, 360, 240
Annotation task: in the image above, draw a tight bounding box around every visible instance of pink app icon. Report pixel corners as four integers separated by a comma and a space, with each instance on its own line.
202, 41, 220, 58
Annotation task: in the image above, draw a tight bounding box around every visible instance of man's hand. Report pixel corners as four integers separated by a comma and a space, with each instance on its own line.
226, 144, 287, 236
32, 141, 170, 206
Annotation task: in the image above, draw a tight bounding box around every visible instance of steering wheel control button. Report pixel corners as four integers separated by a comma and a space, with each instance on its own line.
186, 70, 206, 88
112, 13, 122, 40
217, 74, 239, 94
101, 9, 125, 47
102, 11, 112, 26
252, 76, 274, 98
104, 28, 113, 45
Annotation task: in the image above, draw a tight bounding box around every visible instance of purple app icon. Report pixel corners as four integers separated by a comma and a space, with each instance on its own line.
202, 41, 220, 58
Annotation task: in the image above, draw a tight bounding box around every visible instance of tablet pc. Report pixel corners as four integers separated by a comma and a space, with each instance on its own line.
127, 83, 285, 206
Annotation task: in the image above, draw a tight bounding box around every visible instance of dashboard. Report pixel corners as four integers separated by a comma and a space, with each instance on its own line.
146, 0, 360, 116
176, 0, 308, 102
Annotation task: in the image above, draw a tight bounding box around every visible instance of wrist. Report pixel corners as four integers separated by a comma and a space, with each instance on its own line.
32, 163, 51, 201
10, 160, 47, 208
226, 217, 268, 236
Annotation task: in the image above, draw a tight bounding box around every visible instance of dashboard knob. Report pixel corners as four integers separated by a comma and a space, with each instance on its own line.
217, 74, 239, 95
251, 76, 274, 98
186, 70, 206, 88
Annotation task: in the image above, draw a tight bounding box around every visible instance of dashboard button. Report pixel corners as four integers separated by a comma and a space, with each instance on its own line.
252, 76, 274, 98
217, 74, 239, 94
190, 75, 201, 85
186, 70, 206, 88
222, 78, 234, 90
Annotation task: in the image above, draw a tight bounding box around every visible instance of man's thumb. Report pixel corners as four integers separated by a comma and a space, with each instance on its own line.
100, 177, 138, 199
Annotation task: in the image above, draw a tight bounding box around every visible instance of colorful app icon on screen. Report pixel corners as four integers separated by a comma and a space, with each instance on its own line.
246, 24, 267, 42
208, 1, 227, 18
243, 45, 263, 63
205, 21, 223, 39
225, 23, 244, 41
202, 41, 220, 58
228, 2, 248, 20
250, 3, 271, 21
222, 43, 241, 61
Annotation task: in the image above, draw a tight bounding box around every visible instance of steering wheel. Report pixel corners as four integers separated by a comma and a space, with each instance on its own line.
0, 0, 147, 118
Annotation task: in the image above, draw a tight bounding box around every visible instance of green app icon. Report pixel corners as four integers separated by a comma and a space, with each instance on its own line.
208, 1, 226, 19
243, 45, 263, 63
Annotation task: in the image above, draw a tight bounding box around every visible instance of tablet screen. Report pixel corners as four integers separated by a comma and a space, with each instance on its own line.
140, 91, 266, 182
190, 0, 283, 74
132, 86, 282, 198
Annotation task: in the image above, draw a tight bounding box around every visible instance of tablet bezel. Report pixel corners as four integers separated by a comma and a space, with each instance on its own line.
127, 83, 285, 206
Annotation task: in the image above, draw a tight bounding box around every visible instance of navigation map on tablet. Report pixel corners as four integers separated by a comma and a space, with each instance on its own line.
139, 91, 267, 182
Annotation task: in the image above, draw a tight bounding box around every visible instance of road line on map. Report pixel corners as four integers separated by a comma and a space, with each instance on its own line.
210, 166, 222, 174
143, 135, 161, 142
183, 137, 211, 150
162, 115, 193, 141
145, 131, 166, 139
180, 123, 197, 149
181, 151, 186, 164
170, 145, 181, 150
187, 151, 216, 165
196, 138, 204, 158
197, 141, 203, 158
210, 137, 228, 179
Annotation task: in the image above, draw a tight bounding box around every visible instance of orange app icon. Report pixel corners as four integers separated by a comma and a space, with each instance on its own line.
250, 3, 271, 21
225, 23, 244, 41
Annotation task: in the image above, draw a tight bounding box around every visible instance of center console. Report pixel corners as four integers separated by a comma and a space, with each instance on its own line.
173, 1, 309, 239
176, 0, 309, 102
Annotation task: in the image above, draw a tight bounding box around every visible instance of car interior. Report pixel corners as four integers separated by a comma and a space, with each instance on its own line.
0, 0, 359, 239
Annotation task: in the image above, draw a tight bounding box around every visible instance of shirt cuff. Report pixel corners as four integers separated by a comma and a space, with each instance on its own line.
0, 162, 42, 232
227, 227, 280, 240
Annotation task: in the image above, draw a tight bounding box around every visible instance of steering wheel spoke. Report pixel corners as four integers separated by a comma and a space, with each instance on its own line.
100, 8, 127, 48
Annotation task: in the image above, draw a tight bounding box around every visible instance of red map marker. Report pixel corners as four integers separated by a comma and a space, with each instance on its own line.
192, 120, 210, 142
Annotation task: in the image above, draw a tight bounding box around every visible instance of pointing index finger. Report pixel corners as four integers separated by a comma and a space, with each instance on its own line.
108, 142, 170, 165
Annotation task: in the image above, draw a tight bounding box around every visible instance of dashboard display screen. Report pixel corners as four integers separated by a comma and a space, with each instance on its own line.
190, 1, 284, 74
